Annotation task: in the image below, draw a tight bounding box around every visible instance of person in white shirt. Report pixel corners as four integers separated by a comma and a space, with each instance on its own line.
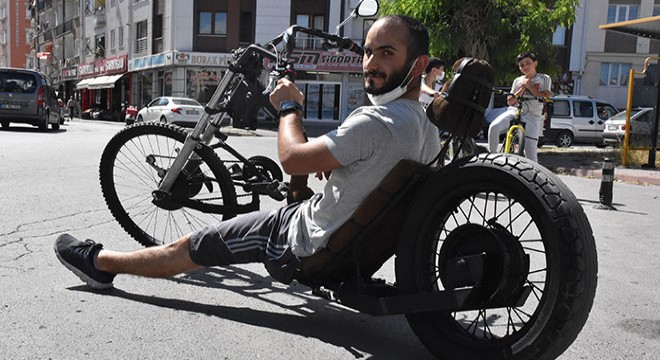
487, 52, 552, 162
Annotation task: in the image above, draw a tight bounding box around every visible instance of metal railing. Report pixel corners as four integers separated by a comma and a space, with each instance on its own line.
135, 37, 148, 55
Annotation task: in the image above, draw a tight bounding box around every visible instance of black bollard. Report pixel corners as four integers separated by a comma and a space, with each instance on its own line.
594, 158, 617, 210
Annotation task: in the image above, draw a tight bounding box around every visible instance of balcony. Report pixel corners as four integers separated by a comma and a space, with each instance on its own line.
294, 36, 324, 51
94, 12, 106, 28
41, 29, 53, 43
37, 0, 53, 12
135, 37, 147, 55
53, 19, 76, 37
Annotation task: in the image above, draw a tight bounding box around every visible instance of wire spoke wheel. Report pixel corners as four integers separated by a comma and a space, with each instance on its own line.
100, 122, 237, 247
397, 154, 597, 359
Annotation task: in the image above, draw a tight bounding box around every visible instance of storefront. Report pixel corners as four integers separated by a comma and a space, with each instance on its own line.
277, 49, 365, 125
75, 55, 129, 120
126, 49, 364, 126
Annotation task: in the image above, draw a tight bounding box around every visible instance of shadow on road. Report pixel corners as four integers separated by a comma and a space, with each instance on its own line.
68, 266, 430, 359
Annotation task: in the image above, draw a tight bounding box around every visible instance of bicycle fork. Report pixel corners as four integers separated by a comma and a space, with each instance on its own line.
503, 124, 525, 154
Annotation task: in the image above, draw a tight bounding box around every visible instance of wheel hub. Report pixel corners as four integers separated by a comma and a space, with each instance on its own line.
438, 223, 529, 304
151, 161, 207, 211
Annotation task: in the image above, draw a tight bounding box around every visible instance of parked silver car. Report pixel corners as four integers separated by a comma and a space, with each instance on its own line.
0, 67, 62, 131
544, 95, 619, 147
602, 107, 659, 147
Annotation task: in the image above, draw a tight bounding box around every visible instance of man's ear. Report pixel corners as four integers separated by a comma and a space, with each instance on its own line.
413, 55, 430, 78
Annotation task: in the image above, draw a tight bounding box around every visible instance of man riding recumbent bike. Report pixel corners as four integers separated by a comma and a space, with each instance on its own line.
60, 2, 596, 358
290, 58, 597, 359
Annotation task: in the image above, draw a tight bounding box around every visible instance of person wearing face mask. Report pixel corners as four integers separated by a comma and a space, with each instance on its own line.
419, 57, 445, 109
54, 15, 441, 290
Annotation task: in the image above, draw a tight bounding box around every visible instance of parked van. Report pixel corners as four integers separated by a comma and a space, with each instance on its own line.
0, 67, 62, 131
543, 95, 619, 147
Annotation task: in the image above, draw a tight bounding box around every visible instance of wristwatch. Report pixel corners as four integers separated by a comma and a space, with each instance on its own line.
278, 100, 304, 117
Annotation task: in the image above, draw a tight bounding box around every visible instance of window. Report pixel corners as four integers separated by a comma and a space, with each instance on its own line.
110, 29, 116, 50
95, 34, 106, 58
198, 12, 227, 35
362, 19, 375, 43
118, 26, 124, 48
135, 20, 148, 54
295, 14, 324, 49
607, 5, 639, 24
553, 100, 570, 117
600, 63, 631, 86
573, 101, 593, 118
552, 26, 565, 46
654, 5, 660, 16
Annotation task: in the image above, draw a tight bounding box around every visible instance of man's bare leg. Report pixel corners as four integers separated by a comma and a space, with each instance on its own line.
96, 235, 201, 278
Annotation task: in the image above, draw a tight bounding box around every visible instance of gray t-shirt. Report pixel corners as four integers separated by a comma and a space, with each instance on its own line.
287, 98, 441, 257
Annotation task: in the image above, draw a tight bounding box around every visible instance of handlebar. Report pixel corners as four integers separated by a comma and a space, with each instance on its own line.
492, 88, 552, 106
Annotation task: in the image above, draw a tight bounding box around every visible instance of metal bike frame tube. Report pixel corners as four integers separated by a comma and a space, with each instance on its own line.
157, 70, 237, 192
504, 125, 525, 154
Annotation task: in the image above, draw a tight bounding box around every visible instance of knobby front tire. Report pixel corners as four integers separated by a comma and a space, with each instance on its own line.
396, 153, 598, 360
99, 122, 237, 247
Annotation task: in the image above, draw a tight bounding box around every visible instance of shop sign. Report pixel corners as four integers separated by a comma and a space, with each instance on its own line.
61, 67, 78, 80
128, 52, 174, 72
289, 50, 362, 73
174, 52, 232, 67
78, 55, 128, 78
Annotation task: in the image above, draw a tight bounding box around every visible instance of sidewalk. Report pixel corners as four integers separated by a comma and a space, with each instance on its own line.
537, 147, 660, 186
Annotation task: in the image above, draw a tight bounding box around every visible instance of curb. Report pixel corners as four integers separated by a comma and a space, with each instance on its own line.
550, 166, 660, 186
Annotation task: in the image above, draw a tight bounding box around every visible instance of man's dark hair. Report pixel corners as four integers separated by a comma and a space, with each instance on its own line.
516, 51, 537, 64
425, 58, 445, 74
380, 15, 429, 61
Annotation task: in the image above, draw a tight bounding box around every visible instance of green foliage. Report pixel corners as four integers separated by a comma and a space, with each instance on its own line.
380, 0, 579, 85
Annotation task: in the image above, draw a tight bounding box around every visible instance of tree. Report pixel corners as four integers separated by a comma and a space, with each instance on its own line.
380, 0, 580, 85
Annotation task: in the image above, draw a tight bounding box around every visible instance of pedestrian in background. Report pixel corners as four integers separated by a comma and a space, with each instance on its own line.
418, 57, 445, 109
66, 97, 76, 121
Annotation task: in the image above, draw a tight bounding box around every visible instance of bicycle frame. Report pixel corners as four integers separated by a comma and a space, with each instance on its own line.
503, 108, 525, 155
154, 46, 277, 199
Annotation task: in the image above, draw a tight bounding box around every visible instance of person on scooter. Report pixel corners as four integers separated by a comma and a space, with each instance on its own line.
54, 15, 441, 289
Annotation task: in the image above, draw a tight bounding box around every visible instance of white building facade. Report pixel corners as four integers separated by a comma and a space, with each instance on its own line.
570, 0, 660, 108
54, 0, 375, 125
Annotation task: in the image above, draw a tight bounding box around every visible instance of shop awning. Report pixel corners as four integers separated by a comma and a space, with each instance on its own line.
599, 15, 660, 40
75, 78, 93, 90
87, 74, 124, 90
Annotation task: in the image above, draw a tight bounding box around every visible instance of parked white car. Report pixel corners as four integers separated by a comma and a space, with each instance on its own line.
544, 96, 619, 147
136, 97, 204, 127
602, 107, 659, 147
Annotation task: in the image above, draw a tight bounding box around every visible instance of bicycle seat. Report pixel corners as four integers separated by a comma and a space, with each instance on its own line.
297, 159, 428, 284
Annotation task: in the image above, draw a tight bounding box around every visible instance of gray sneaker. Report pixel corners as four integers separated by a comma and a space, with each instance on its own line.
54, 234, 115, 289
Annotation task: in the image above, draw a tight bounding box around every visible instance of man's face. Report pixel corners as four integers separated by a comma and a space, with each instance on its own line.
362, 20, 412, 95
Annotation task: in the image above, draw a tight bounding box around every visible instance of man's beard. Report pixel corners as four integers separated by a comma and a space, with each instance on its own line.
364, 60, 414, 95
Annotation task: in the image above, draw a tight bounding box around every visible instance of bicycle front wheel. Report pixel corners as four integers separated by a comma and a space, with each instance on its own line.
99, 122, 237, 247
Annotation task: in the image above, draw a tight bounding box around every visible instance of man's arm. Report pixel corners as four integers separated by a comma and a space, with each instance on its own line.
270, 79, 343, 176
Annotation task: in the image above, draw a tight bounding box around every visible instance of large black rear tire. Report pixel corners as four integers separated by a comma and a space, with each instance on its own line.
396, 153, 597, 360
99, 122, 237, 247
